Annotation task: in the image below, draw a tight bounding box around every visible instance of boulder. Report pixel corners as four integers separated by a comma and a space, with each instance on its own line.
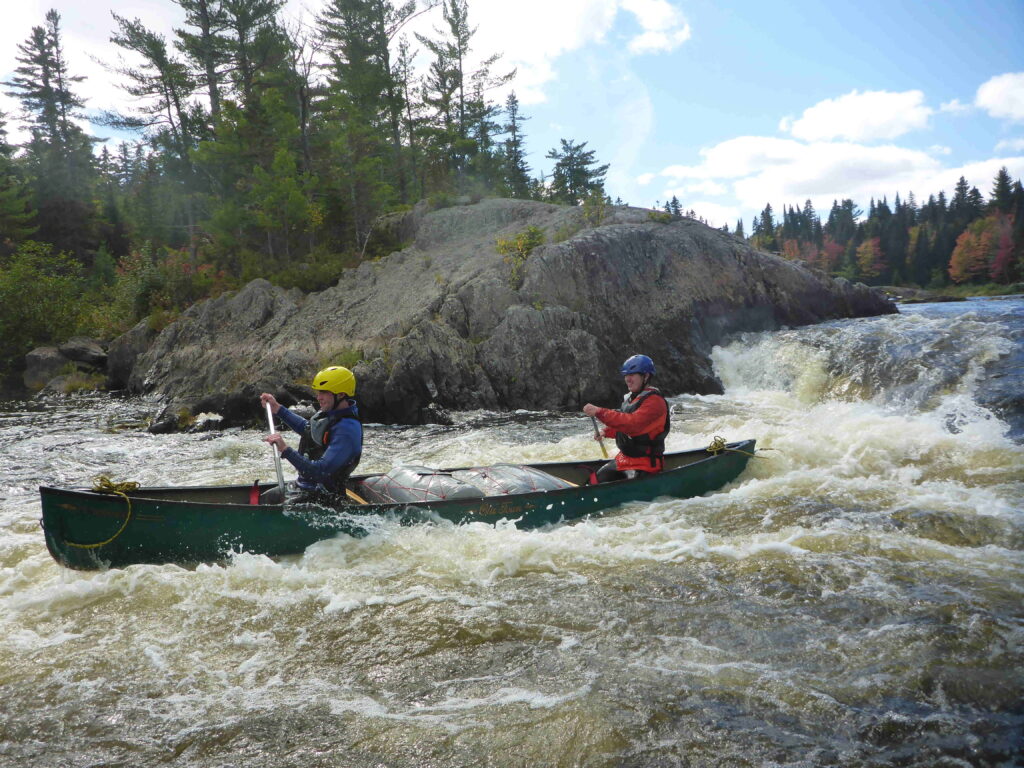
106, 321, 158, 389
23, 347, 70, 391
124, 199, 897, 427
58, 337, 107, 367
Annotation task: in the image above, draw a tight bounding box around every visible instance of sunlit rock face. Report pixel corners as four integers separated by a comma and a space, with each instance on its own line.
122, 198, 895, 425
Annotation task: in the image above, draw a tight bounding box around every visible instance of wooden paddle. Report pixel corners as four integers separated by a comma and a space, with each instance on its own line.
265, 401, 286, 498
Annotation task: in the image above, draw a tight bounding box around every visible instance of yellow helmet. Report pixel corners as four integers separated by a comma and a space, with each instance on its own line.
311, 366, 356, 396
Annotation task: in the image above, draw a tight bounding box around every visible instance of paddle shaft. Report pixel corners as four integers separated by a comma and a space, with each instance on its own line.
265, 402, 286, 496
590, 415, 609, 458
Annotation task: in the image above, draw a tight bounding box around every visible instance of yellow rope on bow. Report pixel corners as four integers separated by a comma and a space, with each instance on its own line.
64, 476, 141, 549
706, 436, 764, 459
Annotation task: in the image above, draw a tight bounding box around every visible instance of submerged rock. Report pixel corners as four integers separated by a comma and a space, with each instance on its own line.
125, 199, 896, 426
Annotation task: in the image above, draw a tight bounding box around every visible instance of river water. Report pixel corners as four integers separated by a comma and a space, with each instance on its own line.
1, 298, 1022, 768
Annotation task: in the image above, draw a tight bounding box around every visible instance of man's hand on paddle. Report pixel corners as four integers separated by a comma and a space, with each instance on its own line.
260, 392, 281, 414
264, 433, 287, 452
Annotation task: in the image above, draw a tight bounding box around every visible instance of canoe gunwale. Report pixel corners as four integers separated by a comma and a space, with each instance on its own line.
38, 440, 756, 511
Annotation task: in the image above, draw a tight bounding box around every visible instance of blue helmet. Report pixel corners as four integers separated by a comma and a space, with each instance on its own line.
620, 354, 655, 376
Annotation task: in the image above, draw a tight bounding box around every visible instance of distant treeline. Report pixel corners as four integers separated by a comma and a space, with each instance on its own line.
662, 167, 1024, 289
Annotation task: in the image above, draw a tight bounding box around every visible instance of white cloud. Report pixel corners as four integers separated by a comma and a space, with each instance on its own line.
621, 0, 691, 54
679, 201, 740, 229
636, 172, 657, 185
785, 89, 933, 142
464, 0, 689, 104
928, 145, 952, 155
995, 137, 1024, 153
465, 0, 621, 104
939, 98, 970, 114
976, 72, 1024, 122
677, 179, 728, 196
660, 136, 805, 181
730, 141, 943, 210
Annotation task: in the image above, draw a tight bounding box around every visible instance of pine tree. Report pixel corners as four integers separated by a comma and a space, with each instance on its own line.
500, 91, 531, 198
950, 176, 974, 228
107, 13, 203, 255
0, 111, 37, 249
734, 218, 744, 239
94, 146, 130, 260
2, 10, 97, 259
174, 0, 230, 124
320, 0, 398, 246
416, 0, 512, 191
824, 199, 860, 246
989, 167, 1014, 213
545, 139, 609, 205
250, 146, 314, 260
394, 35, 426, 199
756, 203, 777, 251
967, 186, 985, 218
219, 0, 287, 105
802, 199, 820, 245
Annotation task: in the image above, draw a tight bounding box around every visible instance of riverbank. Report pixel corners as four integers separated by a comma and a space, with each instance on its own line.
880, 283, 1024, 303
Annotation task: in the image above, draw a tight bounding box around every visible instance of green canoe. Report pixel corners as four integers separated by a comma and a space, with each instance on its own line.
39, 439, 756, 570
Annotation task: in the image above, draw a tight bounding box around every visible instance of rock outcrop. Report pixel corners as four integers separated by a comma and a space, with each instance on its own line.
23, 337, 108, 390
121, 199, 895, 425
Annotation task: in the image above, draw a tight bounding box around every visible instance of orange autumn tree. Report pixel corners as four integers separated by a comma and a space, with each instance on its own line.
949, 216, 997, 283
855, 237, 885, 279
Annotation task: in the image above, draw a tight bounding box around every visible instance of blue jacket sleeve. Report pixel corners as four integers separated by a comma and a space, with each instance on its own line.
276, 406, 308, 437
280, 418, 361, 484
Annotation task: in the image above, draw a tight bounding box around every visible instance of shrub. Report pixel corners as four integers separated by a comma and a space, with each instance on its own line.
582, 191, 609, 226
496, 226, 545, 288
319, 346, 363, 371
0, 241, 82, 371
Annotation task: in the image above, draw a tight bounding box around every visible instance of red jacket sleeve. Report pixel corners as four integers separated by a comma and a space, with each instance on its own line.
595, 392, 668, 439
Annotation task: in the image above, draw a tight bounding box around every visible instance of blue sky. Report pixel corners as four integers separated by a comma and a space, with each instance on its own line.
3, 0, 1023, 229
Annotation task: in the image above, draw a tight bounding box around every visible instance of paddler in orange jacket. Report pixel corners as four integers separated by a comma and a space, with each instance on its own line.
583, 354, 670, 483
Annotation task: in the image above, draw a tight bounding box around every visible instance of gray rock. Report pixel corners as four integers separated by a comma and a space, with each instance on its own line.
125, 199, 896, 426
106, 321, 158, 389
23, 347, 70, 390
58, 336, 107, 367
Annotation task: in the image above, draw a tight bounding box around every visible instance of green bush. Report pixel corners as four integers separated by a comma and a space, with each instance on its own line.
323, 346, 364, 370
271, 248, 361, 292
0, 241, 83, 371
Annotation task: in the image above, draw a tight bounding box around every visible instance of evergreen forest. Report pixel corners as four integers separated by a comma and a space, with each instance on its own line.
1, 0, 1022, 381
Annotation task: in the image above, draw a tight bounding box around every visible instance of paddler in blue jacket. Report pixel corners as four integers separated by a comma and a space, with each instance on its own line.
260, 366, 362, 495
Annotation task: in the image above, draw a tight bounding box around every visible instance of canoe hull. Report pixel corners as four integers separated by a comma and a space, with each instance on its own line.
40, 439, 756, 570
